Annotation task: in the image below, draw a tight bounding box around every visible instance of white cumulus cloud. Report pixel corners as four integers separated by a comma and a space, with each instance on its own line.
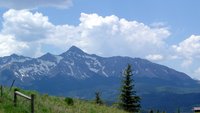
173, 35, 200, 59
2, 9, 54, 42
0, 0, 72, 9
75, 13, 170, 57
0, 34, 28, 56
172, 35, 200, 67
0, 10, 171, 58
145, 54, 164, 61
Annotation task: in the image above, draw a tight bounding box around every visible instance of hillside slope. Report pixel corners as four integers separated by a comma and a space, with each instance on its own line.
0, 87, 127, 113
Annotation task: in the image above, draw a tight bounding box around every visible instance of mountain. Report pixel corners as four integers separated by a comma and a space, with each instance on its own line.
0, 46, 200, 112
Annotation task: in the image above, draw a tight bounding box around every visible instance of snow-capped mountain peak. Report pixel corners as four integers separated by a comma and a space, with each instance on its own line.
60, 46, 86, 57
0, 46, 194, 84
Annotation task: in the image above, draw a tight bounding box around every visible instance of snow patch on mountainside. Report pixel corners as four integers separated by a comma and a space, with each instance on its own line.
102, 66, 108, 77
68, 65, 74, 76
0, 57, 31, 68
85, 61, 99, 73
55, 55, 63, 63
13, 59, 57, 79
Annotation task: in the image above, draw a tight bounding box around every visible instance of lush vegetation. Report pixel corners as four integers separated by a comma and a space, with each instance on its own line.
0, 87, 128, 113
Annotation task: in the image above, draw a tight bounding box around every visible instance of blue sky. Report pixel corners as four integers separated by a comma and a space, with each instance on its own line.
0, 0, 200, 79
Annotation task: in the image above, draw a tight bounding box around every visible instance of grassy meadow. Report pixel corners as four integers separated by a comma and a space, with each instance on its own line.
0, 86, 127, 113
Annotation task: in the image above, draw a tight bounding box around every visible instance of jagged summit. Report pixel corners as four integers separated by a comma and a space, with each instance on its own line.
39, 52, 55, 60
8, 53, 28, 59
39, 52, 54, 58
3, 53, 30, 60
39, 52, 63, 64
10, 53, 19, 57
60, 46, 86, 57
68, 46, 85, 53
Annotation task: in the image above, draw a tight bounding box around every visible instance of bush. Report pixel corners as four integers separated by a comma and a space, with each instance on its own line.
0, 97, 3, 103
14, 88, 20, 91
95, 92, 103, 105
64, 97, 74, 106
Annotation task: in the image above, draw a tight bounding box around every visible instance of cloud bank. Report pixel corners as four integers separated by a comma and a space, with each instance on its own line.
0, 9, 170, 58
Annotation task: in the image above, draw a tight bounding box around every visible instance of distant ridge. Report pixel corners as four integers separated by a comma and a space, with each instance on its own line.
0, 46, 200, 112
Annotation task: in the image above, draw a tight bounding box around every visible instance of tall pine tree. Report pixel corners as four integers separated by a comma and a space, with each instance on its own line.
119, 64, 140, 112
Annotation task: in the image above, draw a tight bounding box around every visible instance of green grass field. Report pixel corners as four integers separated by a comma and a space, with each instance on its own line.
0, 86, 127, 113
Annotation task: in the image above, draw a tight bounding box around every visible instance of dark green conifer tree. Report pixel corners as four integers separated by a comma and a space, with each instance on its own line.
119, 64, 140, 112
95, 92, 103, 105
177, 108, 180, 113
149, 110, 154, 113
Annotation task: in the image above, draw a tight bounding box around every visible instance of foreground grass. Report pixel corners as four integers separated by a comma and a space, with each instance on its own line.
0, 87, 127, 113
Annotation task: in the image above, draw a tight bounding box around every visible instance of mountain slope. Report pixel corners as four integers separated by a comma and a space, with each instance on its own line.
0, 46, 194, 82
0, 46, 200, 112
0, 87, 127, 113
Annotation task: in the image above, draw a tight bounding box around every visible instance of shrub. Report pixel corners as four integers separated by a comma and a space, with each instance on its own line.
95, 92, 103, 105
64, 97, 74, 106
14, 88, 20, 91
